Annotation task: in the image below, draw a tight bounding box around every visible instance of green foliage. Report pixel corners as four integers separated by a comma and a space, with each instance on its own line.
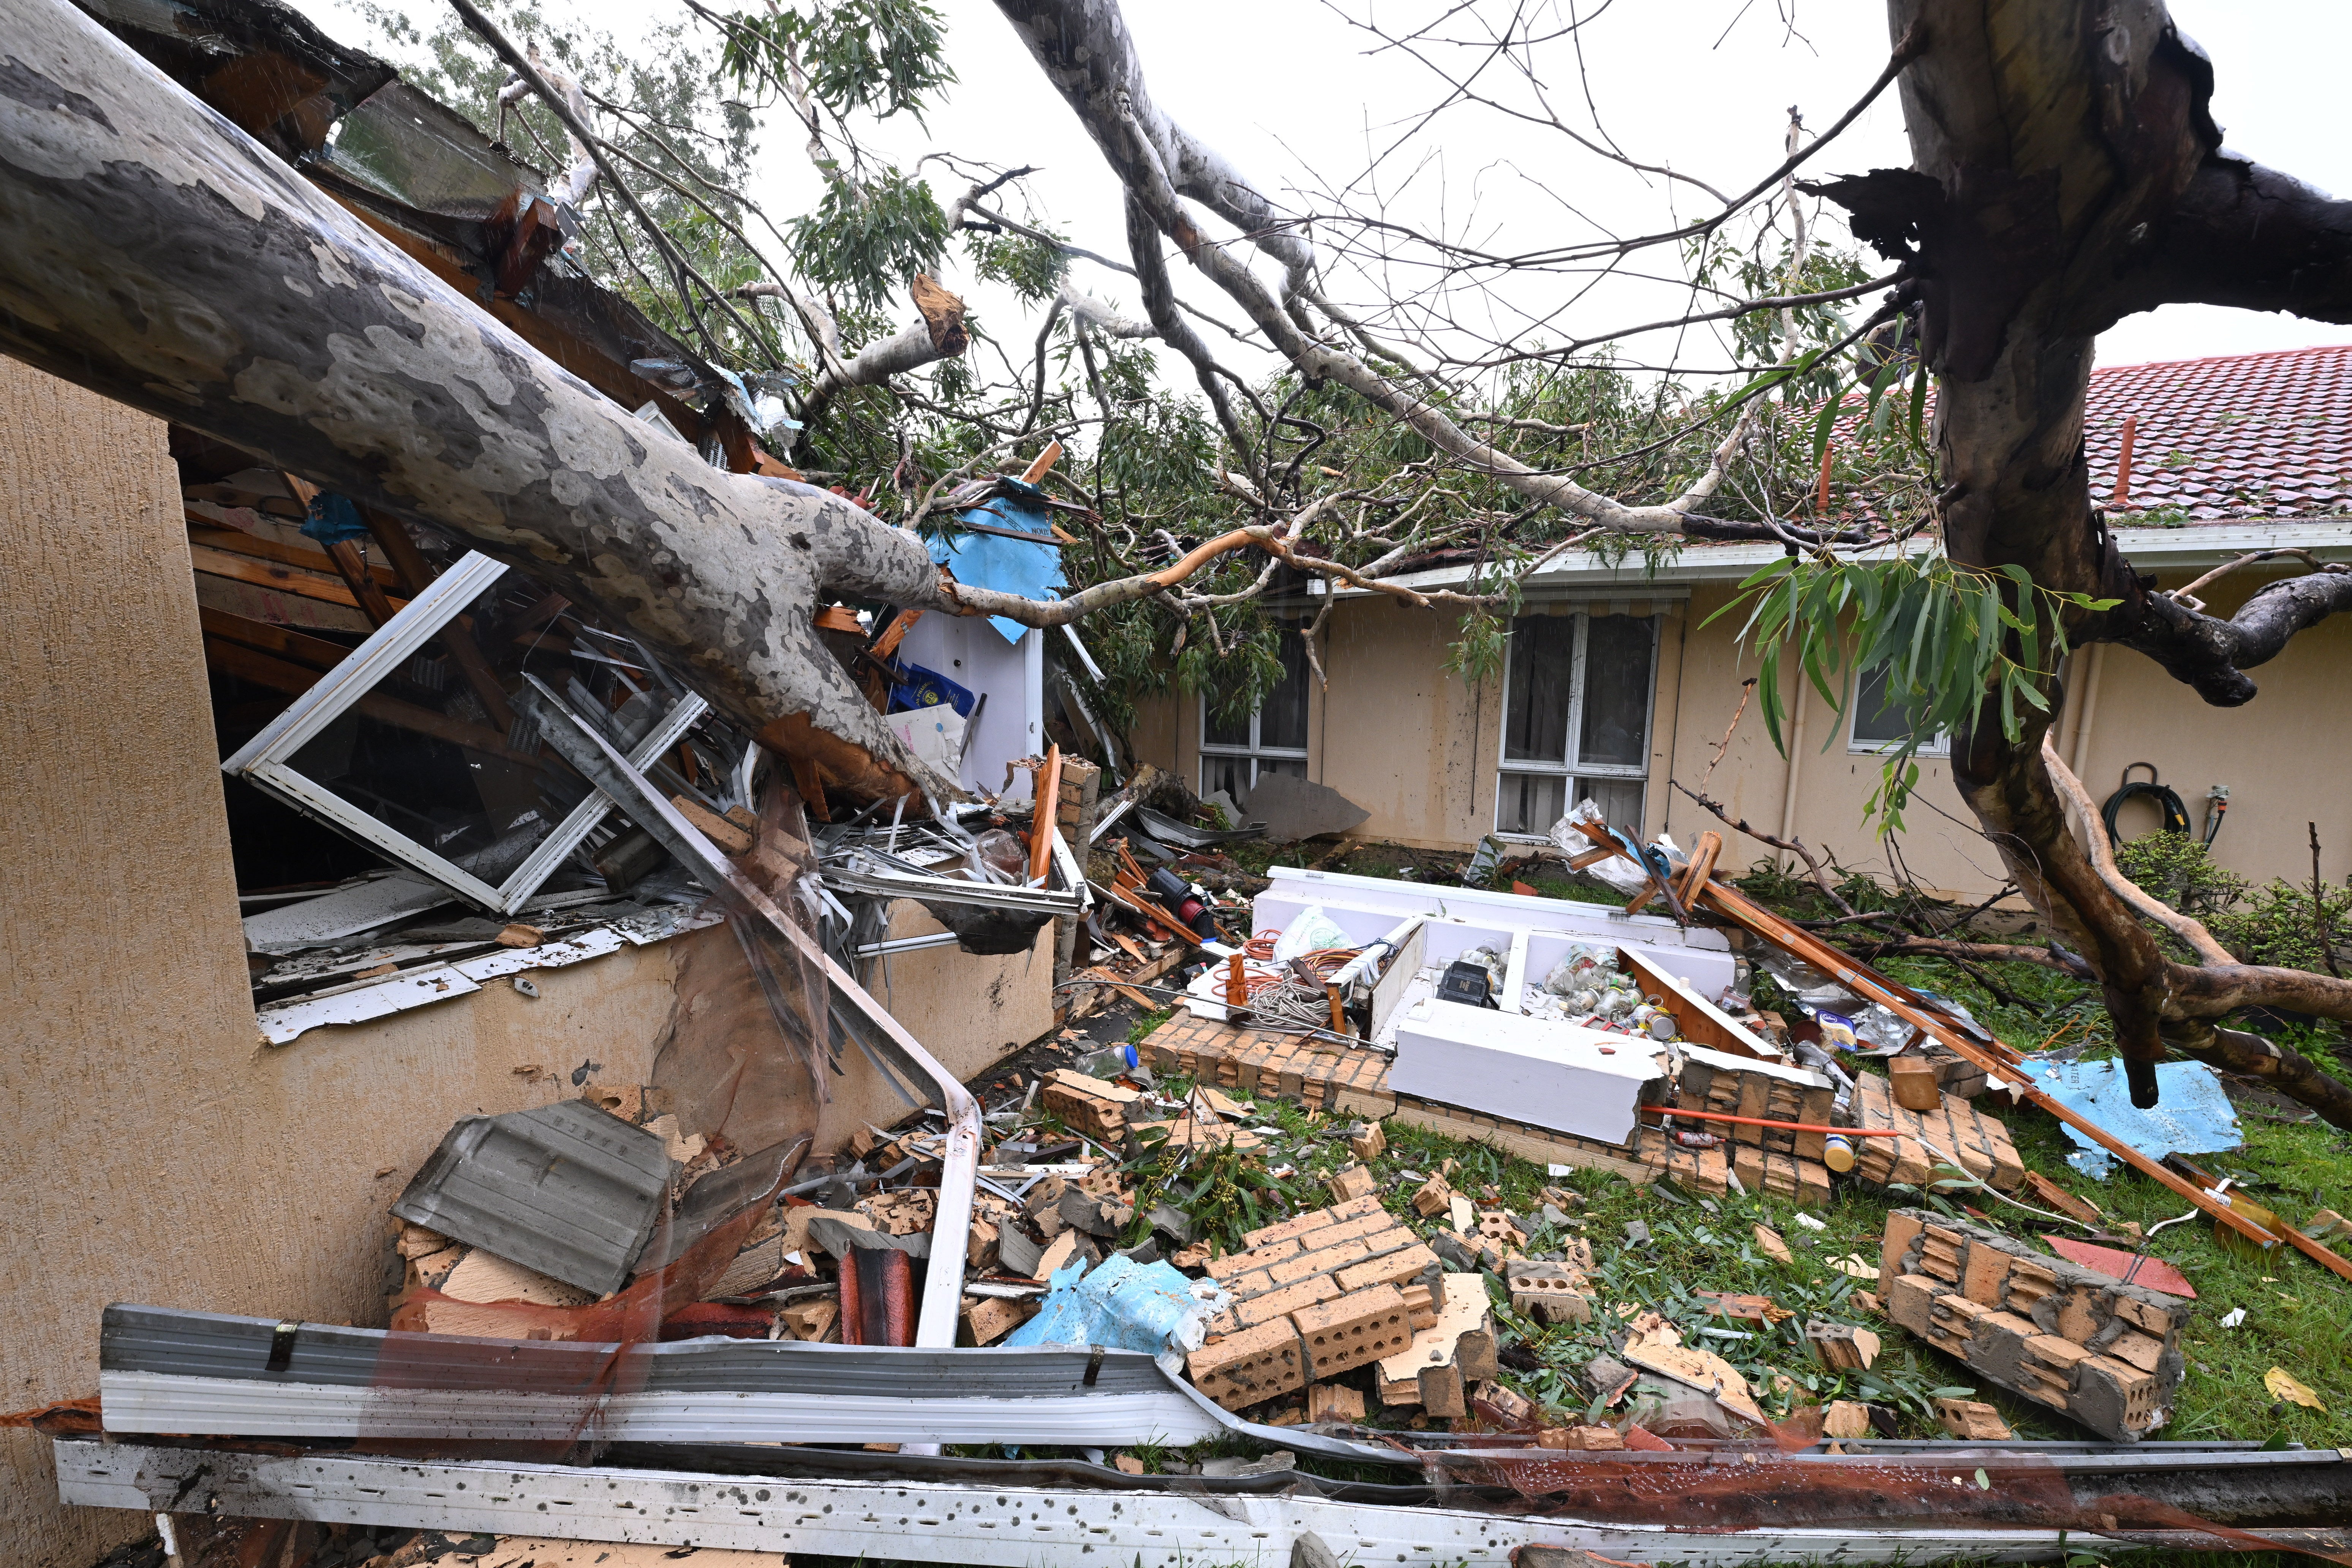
716, 0, 954, 123
2115, 832, 2250, 918
2113, 833, 2352, 970
965, 228, 1069, 305
1708, 552, 2118, 831
787, 165, 947, 313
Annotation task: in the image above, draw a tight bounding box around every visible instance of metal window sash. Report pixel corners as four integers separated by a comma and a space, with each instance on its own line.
218, 550, 714, 915
1494, 613, 1659, 835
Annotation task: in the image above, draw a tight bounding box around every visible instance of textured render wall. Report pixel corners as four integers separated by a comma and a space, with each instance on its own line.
0, 363, 675, 1566
1660, 574, 2352, 899
2067, 570, 2351, 888
822, 899, 1053, 1143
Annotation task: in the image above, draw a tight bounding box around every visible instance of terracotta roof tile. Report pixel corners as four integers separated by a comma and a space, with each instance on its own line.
2085, 343, 2352, 523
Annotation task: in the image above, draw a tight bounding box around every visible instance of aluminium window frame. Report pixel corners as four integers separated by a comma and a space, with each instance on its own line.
220, 550, 708, 914
1491, 610, 1661, 841
1197, 630, 1312, 793
1846, 663, 1952, 758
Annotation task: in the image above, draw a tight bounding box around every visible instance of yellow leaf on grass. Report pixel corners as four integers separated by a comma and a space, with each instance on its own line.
2264, 1367, 2327, 1412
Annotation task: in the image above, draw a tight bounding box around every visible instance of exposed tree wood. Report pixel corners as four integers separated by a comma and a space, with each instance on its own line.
1798, 0, 2352, 1114
0, 0, 984, 804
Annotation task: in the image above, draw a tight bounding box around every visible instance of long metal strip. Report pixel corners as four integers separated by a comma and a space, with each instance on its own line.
55, 1440, 2087, 1566
520, 677, 986, 1352
95, 1306, 1393, 1465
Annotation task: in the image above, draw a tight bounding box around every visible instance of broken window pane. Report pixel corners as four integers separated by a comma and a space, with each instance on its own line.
1578, 614, 1653, 768
1501, 613, 1574, 763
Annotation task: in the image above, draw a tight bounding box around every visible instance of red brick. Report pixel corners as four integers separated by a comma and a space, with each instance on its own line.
1187, 1319, 1307, 1410
1234, 1274, 1340, 1327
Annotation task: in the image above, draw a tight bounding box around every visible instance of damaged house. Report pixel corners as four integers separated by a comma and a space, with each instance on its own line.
5, 0, 2352, 1565
1136, 345, 2352, 898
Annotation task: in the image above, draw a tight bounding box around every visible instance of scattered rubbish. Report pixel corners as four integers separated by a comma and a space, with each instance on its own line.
1005, 1253, 1230, 1372
2219, 1307, 2247, 1328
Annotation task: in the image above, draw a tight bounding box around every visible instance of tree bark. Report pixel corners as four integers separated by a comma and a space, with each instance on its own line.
1830, 0, 2352, 1109
0, 0, 1001, 805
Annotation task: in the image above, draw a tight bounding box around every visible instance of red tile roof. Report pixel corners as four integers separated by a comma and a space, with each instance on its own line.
2087, 343, 2352, 523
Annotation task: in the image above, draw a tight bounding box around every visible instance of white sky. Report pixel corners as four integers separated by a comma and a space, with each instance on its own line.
315, 0, 2352, 382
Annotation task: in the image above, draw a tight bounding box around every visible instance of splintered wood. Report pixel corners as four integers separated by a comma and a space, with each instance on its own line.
1851, 1072, 2024, 1192
1881, 1209, 2183, 1441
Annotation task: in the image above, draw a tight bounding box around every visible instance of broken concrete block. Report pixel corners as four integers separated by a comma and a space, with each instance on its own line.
1508, 1260, 1594, 1326
1805, 1321, 1882, 1370
1348, 1121, 1386, 1162
1418, 1361, 1467, 1418
1147, 1201, 1197, 1244
1455, 1328, 1500, 1383
1411, 1173, 1455, 1217
779, 1298, 838, 1342
1887, 1056, 1942, 1112
996, 1225, 1044, 1280
1472, 1379, 1535, 1426
1936, 1397, 2015, 1440
1326, 1163, 1377, 1203
961, 1295, 1031, 1346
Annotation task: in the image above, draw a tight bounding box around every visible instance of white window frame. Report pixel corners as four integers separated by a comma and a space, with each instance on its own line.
1199, 631, 1312, 793
1492, 611, 1659, 841
1846, 663, 1951, 757
220, 551, 708, 914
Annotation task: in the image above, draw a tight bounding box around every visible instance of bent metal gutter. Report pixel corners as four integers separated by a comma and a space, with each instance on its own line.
521, 676, 982, 1351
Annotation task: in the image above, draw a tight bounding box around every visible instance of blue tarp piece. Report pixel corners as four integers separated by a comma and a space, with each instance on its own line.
1003, 1253, 1224, 1369
887, 659, 975, 717
300, 490, 371, 545
928, 479, 1062, 644
2021, 1056, 2244, 1179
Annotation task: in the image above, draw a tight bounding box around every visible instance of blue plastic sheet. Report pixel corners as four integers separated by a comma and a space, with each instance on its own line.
928, 480, 1063, 644
1003, 1254, 1225, 1368
2020, 1056, 2243, 1179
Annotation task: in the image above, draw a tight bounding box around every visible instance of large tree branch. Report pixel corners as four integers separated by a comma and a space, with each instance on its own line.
992, 0, 1884, 539
2114, 564, 2352, 706
0, 0, 1004, 807
2101, 152, 2352, 327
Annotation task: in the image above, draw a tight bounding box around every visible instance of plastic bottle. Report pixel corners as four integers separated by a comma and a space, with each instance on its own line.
1822, 1133, 1857, 1173
1075, 1043, 1140, 1079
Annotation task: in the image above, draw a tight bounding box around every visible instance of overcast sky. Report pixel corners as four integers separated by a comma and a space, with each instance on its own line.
321, 0, 2352, 381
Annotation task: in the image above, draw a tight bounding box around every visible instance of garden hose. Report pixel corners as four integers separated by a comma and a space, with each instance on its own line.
2101, 762, 2191, 847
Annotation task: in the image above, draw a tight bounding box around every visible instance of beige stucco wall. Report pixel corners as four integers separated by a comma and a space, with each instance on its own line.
1132, 567, 2349, 898
0, 363, 685, 1566
1137, 593, 1687, 849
